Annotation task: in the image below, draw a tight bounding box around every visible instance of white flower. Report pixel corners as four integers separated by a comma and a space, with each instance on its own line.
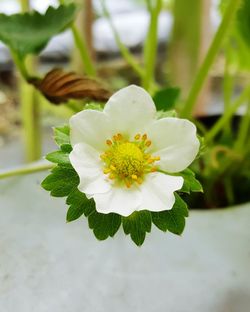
69, 85, 199, 217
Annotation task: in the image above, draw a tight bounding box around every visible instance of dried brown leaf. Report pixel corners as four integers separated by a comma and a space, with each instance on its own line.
29, 68, 112, 104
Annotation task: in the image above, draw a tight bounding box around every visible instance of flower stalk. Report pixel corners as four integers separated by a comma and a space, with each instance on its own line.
205, 85, 250, 143
181, 0, 242, 118
99, 0, 144, 78
0, 163, 54, 180
142, 0, 162, 91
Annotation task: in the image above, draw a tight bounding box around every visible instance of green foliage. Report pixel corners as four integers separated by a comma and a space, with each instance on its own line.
41, 125, 202, 246
122, 211, 152, 246
179, 168, 203, 194
152, 194, 188, 235
66, 189, 95, 221
153, 87, 180, 111
0, 4, 77, 59
41, 165, 79, 197
46, 151, 71, 166
88, 212, 121, 240
237, 0, 250, 48
54, 125, 71, 147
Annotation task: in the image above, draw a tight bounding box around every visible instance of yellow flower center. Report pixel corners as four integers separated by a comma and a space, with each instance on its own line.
100, 133, 160, 188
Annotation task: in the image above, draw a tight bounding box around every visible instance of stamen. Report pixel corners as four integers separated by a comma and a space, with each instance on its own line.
110, 165, 116, 171
109, 173, 115, 180
134, 134, 141, 140
125, 180, 131, 188
101, 132, 160, 188
137, 177, 143, 184
153, 156, 161, 161
117, 133, 123, 140
147, 158, 155, 164
103, 168, 111, 174
100, 153, 107, 160
131, 174, 138, 180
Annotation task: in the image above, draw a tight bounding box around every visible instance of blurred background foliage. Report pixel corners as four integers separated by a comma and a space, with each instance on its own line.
0, 0, 250, 209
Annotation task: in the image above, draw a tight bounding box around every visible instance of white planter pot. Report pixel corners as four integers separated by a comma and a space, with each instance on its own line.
0, 173, 250, 312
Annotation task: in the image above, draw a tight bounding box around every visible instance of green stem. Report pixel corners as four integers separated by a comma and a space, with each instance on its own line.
59, 0, 96, 76
222, 45, 234, 136
20, 75, 42, 161
0, 163, 54, 180
181, 0, 241, 118
234, 100, 250, 151
71, 23, 96, 77
205, 86, 250, 143
18, 0, 42, 162
20, 0, 30, 12
11, 51, 30, 80
100, 0, 144, 78
142, 0, 161, 91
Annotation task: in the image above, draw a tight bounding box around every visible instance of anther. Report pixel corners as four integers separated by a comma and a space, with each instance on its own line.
110, 165, 116, 171
103, 168, 111, 174
147, 158, 155, 164
154, 156, 161, 161
106, 139, 112, 146
145, 140, 151, 147
117, 133, 123, 140
137, 177, 143, 185
131, 174, 138, 180
142, 134, 147, 141
109, 173, 115, 180
100, 153, 107, 160
125, 180, 131, 188
134, 134, 141, 140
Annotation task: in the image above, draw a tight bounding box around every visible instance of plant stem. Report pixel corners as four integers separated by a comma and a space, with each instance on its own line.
181, 0, 241, 118
0, 163, 54, 180
142, 0, 161, 91
71, 23, 96, 77
20, 73, 42, 162
59, 0, 96, 76
234, 100, 250, 151
10, 51, 30, 80
99, 0, 144, 78
18, 0, 42, 162
20, 0, 30, 12
222, 45, 234, 137
205, 85, 250, 142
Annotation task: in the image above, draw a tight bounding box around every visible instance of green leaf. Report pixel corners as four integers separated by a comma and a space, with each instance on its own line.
152, 193, 188, 235
122, 211, 152, 246
66, 189, 95, 222
237, 0, 250, 48
179, 168, 203, 194
153, 87, 180, 111
41, 165, 79, 197
88, 212, 121, 240
0, 4, 77, 58
156, 109, 178, 119
46, 150, 71, 166
54, 125, 70, 147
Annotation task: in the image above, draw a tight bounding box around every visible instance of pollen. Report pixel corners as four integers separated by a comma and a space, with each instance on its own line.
101, 132, 160, 188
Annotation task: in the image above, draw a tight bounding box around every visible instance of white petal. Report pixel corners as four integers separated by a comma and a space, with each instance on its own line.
104, 85, 156, 137
93, 186, 141, 217
69, 143, 111, 194
69, 110, 112, 151
146, 118, 200, 172
138, 172, 183, 212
